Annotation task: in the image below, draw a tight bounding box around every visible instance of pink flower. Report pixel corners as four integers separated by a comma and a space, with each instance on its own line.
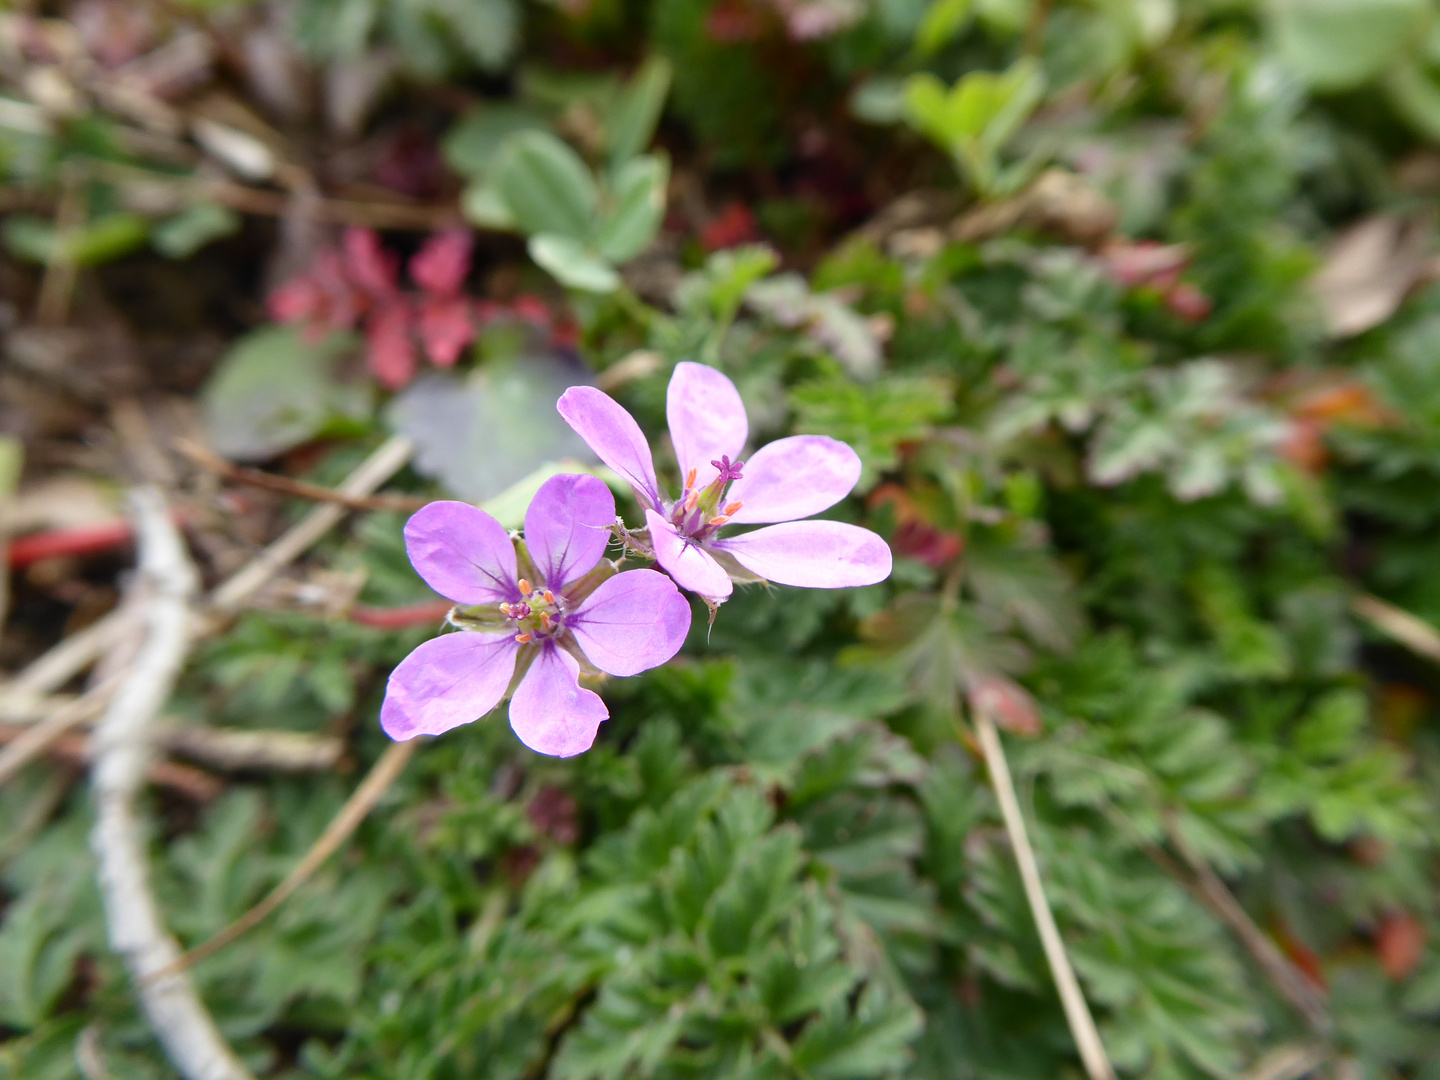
557, 362, 892, 601
381, 474, 691, 756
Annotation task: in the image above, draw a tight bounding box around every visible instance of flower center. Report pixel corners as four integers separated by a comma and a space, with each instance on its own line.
669, 459, 745, 541
500, 578, 565, 644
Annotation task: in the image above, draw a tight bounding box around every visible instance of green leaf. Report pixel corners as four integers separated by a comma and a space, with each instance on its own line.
915, 0, 974, 56
1270, 0, 1427, 91
529, 233, 620, 292
150, 203, 241, 259
3, 213, 150, 266
1385, 57, 1440, 140
494, 130, 599, 241
594, 154, 669, 263
202, 327, 372, 460
791, 983, 922, 1080
607, 56, 672, 166
443, 104, 547, 178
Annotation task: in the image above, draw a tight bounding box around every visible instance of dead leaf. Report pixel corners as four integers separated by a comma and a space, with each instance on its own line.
1311, 215, 1431, 338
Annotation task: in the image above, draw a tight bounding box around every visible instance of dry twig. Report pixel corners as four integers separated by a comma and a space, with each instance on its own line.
969, 706, 1116, 1080
0, 434, 416, 700
89, 487, 254, 1080
158, 738, 416, 977
207, 434, 416, 616
1352, 593, 1440, 665
1162, 815, 1331, 1036
176, 438, 427, 513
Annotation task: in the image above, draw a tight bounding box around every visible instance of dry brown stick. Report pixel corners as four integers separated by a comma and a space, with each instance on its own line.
86, 159, 460, 230
969, 706, 1116, 1080
207, 434, 415, 616
0, 698, 344, 771
7, 728, 224, 800
1352, 593, 1440, 664
0, 434, 415, 700
1, 608, 137, 701
89, 487, 255, 1080
1162, 813, 1332, 1037
1242, 1044, 1328, 1080
156, 739, 417, 978
0, 675, 121, 786
175, 438, 427, 513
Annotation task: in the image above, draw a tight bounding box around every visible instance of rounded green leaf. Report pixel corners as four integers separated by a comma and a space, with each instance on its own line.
495, 130, 599, 241
1270, 0, 1427, 91
595, 154, 669, 263
528, 233, 620, 292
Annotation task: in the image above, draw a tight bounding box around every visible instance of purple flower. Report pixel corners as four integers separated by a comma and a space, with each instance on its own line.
381, 474, 691, 756
557, 362, 892, 600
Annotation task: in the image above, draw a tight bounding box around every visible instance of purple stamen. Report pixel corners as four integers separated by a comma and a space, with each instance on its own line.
710, 455, 744, 484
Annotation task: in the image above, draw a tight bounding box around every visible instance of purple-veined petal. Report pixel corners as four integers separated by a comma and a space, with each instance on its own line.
380, 631, 517, 740
723, 435, 861, 524
645, 509, 733, 599
667, 362, 747, 491
557, 386, 662, 510
405, 501, 519, 604
508, 643, 608, 757
524, 473, 615, 591
569, 568, 691, 676
712, 521, 892, 588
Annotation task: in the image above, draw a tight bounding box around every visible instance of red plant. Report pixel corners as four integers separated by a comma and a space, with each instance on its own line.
269, 228, 499, 390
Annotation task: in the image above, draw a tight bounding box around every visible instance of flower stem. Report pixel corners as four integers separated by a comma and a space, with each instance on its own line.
968, 705, 1115, 1080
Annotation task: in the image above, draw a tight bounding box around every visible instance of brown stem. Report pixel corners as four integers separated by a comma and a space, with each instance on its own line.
152, 739, 416, 979
969, 707, 1116, 1080
175, 439, 428, 513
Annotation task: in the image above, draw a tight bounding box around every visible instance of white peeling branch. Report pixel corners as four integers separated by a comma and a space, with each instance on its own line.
89, 487, 254, 1080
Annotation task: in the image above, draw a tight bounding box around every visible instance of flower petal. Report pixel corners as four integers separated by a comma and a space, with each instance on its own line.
712, 521, 892, 588
645, 509, 733, 598
724, 435, 861, 524
569, 568, 691, 676
509, 643, 608, 757
380, 631, 517, 740
667, 362, 747, 490
405, 501, 519, 604
557, 386, 662, 510
524, 473, 615, 591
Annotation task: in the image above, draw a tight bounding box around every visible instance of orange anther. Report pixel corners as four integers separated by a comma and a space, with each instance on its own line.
708, 515, 729, 527
723, 501, 743, 516
683, 491, 699, 512
540, 612, 552, 627
518, 578, 532, 595
515, 632, 531, 644
686, 467, 697, 489
543, 590, 555, 605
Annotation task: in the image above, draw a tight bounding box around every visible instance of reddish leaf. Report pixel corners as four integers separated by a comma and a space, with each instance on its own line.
528, 785, 579, 845
349, 600, 454, 629
701, 202, 760, 251
344, 227, 400, 299
1377, 912, 1426, 981
410, 229, 474, 297
969, 676, 1041, 737
1163, 281, 1213, 323
267, 276, 322, 324
1100, 239, 1188, 290
417, 296, 476, 367
365, 300, 417, 389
